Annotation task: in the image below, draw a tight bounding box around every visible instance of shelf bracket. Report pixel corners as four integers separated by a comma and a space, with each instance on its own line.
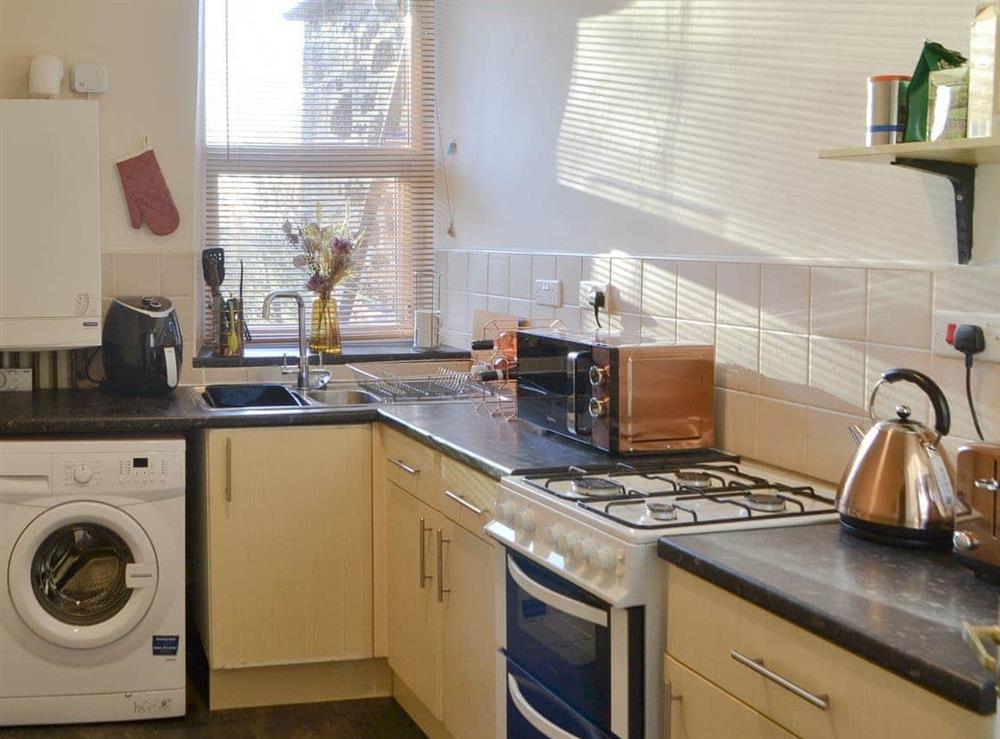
891, 157, 976, 264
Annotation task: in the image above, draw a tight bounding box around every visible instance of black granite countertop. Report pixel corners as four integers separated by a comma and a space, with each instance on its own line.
658, 524, 999, 714
0, 389, 635, 479
378, 402, 648, 479
0, 388, 378, 434
194, 341, 468, 368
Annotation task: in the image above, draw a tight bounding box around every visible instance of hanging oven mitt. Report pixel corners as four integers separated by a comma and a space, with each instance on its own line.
115, 147, 180, 236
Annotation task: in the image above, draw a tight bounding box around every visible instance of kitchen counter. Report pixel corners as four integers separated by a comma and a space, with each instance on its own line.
658, 523, 999, 714
378, 402, 667, 479
0, 389, 652, 479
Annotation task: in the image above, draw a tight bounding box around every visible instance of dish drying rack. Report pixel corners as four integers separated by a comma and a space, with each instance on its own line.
346, 364, 487, 403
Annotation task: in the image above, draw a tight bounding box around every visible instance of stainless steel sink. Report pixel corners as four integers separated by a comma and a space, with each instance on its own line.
306, 388, 380, 406
196, 384, 311, 410
192, 383, 381, 411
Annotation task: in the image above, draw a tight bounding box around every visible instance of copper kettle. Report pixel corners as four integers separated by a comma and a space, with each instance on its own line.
837, 368, 956, 549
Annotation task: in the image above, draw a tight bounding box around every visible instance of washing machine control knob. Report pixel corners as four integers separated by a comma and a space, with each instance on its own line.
73, 464, 94, 485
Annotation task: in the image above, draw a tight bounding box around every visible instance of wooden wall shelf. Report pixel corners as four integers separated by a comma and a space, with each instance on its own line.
819, 136, 1000, 264
820, 136, 1000, 165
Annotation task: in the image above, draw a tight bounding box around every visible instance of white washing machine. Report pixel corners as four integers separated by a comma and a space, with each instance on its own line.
0, 437, 186, 726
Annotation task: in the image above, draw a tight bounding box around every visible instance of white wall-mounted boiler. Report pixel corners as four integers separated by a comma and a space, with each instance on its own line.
0, 99, 101, 349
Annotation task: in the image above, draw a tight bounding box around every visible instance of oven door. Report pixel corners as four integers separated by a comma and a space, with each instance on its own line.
502, 550, 643, 738
505, 657, 612, 739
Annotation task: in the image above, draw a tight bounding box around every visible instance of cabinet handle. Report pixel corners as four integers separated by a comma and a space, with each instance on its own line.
445, 490, 485, 516
730, 650, 829, 711
225, 437, 233, 503
436, 528, 451, 603
664, 680, 682, 732
390, 457, 419, 476
418, 517, 432, 589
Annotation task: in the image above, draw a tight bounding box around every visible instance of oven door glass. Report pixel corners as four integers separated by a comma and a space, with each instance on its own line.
505, 551, 611, 731
506, 657, 612, 739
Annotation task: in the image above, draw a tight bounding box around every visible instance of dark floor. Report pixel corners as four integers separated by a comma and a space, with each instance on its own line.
0, 624, 426, 739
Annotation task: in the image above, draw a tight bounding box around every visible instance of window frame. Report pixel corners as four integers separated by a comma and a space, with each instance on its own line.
200, 0, 436, 345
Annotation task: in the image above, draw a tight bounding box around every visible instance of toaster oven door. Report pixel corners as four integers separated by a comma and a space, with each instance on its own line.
517, 336, 593, 438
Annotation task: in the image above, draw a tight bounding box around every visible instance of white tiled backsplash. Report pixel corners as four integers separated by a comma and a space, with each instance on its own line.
437, 249, 1000, 483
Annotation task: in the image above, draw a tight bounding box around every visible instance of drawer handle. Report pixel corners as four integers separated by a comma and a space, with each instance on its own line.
389, 457, 419, 476
445, 490, 485, 516
730, 650, 829, 711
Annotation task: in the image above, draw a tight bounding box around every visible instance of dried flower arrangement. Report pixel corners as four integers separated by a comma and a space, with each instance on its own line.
283, 202, 365, 298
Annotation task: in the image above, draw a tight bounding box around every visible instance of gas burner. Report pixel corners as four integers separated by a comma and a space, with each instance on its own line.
743, 492, 787, 513
674, 470, 715, 488
645, 500, 677, 521
571, 478, 623, 496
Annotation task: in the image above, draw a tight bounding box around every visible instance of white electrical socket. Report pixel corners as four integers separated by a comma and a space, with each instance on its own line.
0, 368, 32, 391
579, 280, 610, 308
533, 279, 562, 307
932, 311, 1000, 363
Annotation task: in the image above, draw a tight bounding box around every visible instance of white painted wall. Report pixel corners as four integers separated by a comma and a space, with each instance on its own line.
437, 0, 1000, 265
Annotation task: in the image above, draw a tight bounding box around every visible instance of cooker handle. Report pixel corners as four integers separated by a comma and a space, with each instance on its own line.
507, 555, 607, 627
871, 368, 950, 436
566, 351, 592, 435
507, 674, 580, 739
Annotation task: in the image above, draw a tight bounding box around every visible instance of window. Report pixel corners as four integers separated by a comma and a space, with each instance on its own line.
203, 0, 436, 341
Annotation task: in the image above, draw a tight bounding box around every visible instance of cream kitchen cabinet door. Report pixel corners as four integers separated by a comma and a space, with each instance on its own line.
665, 656, 795, 739
386, 481, 443, 718
439, 516, 496, 739
202, 426, 373, 669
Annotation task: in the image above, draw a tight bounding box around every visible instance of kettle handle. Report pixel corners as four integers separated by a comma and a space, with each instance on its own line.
869, 368, 950, 437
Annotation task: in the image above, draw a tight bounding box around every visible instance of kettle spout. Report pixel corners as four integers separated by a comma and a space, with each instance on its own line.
848, 424, 865, 446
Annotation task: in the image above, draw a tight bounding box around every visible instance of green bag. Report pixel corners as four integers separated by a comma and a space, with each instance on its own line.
904, 41, 968, 142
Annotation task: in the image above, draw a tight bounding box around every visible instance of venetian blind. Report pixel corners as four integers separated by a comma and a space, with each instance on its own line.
203, 0, 436, 340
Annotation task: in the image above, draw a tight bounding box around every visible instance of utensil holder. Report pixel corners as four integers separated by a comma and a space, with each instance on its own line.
216, 298, 245, 358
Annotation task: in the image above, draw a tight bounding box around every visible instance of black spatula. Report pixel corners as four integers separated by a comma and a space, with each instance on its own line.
202, 248, 225, 350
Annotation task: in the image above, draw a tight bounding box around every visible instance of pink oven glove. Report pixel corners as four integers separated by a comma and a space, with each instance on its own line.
115, 148, 180, 236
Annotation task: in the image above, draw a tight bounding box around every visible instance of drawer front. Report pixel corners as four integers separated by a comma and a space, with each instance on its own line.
439, 455, 496, 540
666, 566, 993, 739
664, 656, 794, 739
381, 427, 440, 504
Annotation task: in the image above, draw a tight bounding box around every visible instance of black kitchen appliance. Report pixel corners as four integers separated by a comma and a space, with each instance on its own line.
102, 296, 183, 396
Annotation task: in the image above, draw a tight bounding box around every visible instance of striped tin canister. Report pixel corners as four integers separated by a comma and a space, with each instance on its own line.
866, 74, 911, 145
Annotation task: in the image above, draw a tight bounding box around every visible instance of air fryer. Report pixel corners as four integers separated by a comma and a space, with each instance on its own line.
102, 296, 183, 396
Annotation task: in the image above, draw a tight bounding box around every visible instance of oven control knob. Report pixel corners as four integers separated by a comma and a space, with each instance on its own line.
590, 547, 614, 573
589, 365, 609, 388
561, 532, 579, 557
574, 538, 596, 560
73, 464, 94, 485
514, 509, 536, 534
588, 397, 609, 419
497, 502, 517, 525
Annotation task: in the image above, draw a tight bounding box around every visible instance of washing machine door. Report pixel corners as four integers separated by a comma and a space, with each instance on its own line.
7, 500, 158, 649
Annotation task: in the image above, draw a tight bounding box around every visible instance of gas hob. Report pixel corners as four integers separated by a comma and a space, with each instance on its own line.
524, 460, 837, 532
487, 457, 839, 606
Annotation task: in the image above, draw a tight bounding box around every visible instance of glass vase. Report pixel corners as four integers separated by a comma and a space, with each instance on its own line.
310, 294, 342, 354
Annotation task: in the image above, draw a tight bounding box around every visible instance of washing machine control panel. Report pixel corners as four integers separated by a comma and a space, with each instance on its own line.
54, 452, 184, 494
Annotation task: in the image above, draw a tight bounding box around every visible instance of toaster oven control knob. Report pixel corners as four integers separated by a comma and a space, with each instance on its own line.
546, 525, 566, 548
590, 547, 614, 573
73, 464, 94, 485
514, 509, 536, 534
497, 502, 517, 525
589, 365, 609, 388
588, 397, 609, 419
575, 538, 596, 560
